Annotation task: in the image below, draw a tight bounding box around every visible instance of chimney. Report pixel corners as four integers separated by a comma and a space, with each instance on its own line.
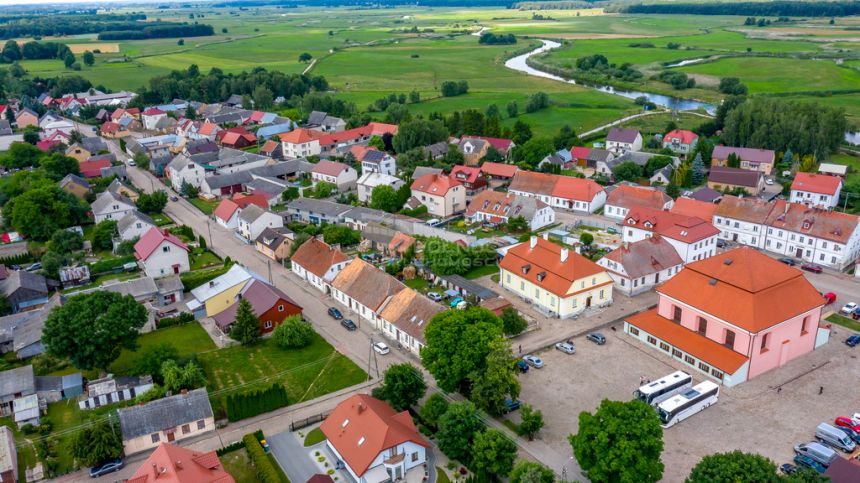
560, 247, 569, 263
542, 231, 549, 240
529, 236, 537, 249
357, 402, 365, 413
209, 280, 216, 288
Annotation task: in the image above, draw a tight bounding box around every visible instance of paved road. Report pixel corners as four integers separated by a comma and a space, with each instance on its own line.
268, 431, 322, 483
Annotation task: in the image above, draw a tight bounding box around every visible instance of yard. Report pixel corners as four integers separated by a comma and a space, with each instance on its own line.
190, 250, 223, 270
0, 416, 38, 481
189, 197, 219, 215
151, 213, 173, 226
826, 313, 860, 333
221, 449, 258, 483
463, 264, 500, 280
108, 323, 217, 375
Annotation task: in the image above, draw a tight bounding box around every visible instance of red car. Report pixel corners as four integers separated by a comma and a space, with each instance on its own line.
822, 292, 837, 304
835, 416, 860, 433
801, 263, 823, 274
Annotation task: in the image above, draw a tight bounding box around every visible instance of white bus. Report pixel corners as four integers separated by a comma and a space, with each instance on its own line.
657, 380, 720, 428
633, 371, 693, 407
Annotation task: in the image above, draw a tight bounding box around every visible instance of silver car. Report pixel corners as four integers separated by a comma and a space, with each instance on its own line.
427, 292, 443, 302
555, 342, 575, 354
523, 355, 544, 368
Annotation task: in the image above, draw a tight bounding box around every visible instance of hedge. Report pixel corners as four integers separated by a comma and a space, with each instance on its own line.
226, 384, 289, 422
243, 433, 283, 483
157, 312, 195, 328
180, 265, 231, 291
216, 439, 246, 456
0, 252, 35, 266
89, 255, 136, 276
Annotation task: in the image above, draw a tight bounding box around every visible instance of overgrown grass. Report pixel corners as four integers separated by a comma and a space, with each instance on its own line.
108, 323, 216, 375
189, 197, 219, 215
221, 448, 259, 483
404, 278, 431, 293
190, 250, 222, 270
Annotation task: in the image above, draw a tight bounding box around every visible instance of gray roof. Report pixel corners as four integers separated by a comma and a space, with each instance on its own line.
343, 206, 392, 225
166, 154, 194, 172
439, 274, 498, 300
238, 204, 268, 223
194, 148, 268, 169
154, 274, 184, 293
207, 112, 245, 125
118, 388, 213, 440
246, 177, 287, 196
708, 166, 762, 188
412, 167, 444, 180
80, 136, 108, 153
306, 111, 344, 128
0, 294, 60, 353
252, 159, 313, 178
690, 187, 723, 203
610, 151, 680, 169
60, 173, 90, 190
204, 171, 254, 190
286, 198, 353, 218
361, 149, 386, 164
1, 271, 48, 297
422, 142, 449, 158
91, 190, 134, 215
0, 365, 35, 398
117, 211, 156, 235
69, 276, 158, 301
0, 120, 11, 136
255, 227, 292, 251
185, 139, 219, 155
587, 149, 614, 163
606, 127, 641, 144
225, 94, 243, 106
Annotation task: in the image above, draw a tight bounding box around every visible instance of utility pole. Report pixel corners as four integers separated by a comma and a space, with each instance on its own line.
207, 219, 214, 250
267, 259, 272, 284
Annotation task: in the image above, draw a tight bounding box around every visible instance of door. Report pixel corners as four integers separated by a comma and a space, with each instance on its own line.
172, 264, 180, 274
167, 293, 176, 303
732, 234, 738, 242
167, 431, 175, 442
585, 296, 592, 308
796, 248, 803, 258
655, 272, 660, 284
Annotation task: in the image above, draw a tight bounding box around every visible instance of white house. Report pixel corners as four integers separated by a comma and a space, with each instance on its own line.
622, 206, 720, 263
605, 128, 642, 154
236, 205, 283, 243
410, 173, 466, 217
377, 288, 443, 356
165, 155, 205, 192
320, 394, 430, 483
117, 211, 157, 242
330, 259, 405, 327
279, 128, 322, 159
91, 190, 137, 224
117, 388, 214, 456
140, 108, 168, 131
465, 190, 555, 231
604, 184, 673, 221
508, 171, 606, 214
712, 195, 772, 249
597, 235, 684, 296
312, 160, 358, 191
357, 172, 405, 203
790, 172, 843, 209
133, 227, 190, 278
290, 237, 349, 293
350, 146, 396, 176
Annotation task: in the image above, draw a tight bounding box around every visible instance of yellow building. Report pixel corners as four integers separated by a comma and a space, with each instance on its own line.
188, 264, 255, 317
499, 236, 613, 318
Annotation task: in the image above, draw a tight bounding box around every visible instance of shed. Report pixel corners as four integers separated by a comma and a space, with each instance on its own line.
436, 274, 498, 301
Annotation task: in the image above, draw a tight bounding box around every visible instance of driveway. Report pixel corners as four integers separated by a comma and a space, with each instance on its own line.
268, 431, 322, 483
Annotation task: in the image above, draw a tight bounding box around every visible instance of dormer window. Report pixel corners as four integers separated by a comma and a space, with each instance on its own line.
644, 222, 653, 229
627, 218, 636, 225
522, 264, 531, 275
358, 436, 365, 446
536, 272, 546, 282
342, 419, 349, 428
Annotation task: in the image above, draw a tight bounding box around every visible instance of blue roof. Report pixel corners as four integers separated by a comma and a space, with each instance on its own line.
555, 149, 572, 162
257, 122, 295, 139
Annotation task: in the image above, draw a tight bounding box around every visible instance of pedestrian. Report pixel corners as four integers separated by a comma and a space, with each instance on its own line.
819, 386, 824, 395
639, 376, 645, 385
518, 344, 522, 354
777, 387, 782, 394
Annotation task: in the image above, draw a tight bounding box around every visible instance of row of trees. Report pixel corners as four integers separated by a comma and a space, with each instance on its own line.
1, 40, 73, 64
98, 23, 214, 41
626, 1, 860, 17
478, 32, 516, 45
440, 80, 470, 97
0, 12, 148, 39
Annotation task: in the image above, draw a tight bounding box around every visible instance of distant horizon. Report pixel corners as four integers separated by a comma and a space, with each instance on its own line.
0, 0, 186, 7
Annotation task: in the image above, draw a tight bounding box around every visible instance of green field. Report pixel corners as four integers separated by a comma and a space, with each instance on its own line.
677, 57, 860, 94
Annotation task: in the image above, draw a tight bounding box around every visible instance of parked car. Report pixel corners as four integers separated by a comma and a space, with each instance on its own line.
779, 463, 797, 475
128, 160, 136, 167
840, 302, 858, 315
340, 319, 357, 331
834, 424, 860, 444
765, 178, 775, 185
853, 307, 860, 320
515, 360, 529, 373
89, 459, 124, 478
778, 257, 796, 266
716, 239, 727, 248
822, 292, 837, 304
801, 263, 823, 274
555, 342, 576, 354
156, 308, 178, 319
449, 297, 463, 308
427, 292, 443, 302
523, 355, 543, 368
835, 416, 860, 434
504, 399, 521, 413
793, 455, 826, 474
586, 332, 606, 345
25, 262, 42, 271
170, 195, 179, 202
328, 307, 343, 319
372, 342, 390, 355
846, 335, 860, 347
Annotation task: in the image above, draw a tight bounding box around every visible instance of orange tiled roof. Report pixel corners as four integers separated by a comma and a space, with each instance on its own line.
670, 197, 717, 221
508, 171, 556, 196
791, 172, 842, 195
213, 199, 240, 222
713, 195, 774, 223
331, 258, 404, 311
606, 185, 671, 211
291, 238, 348, 278
500, 237, 608, 297
480, 162, 519, 178
317, 122, 398, 147
411, 173, 461, 195
765, 200, 859, 244
551, 176, 604, 202
624, 206, 720, 243
313, 160, 351, 177
279, 128, 323, 144
127, 443, 235, 483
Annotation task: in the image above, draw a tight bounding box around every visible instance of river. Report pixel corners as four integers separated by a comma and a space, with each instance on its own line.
504, 39, 717, 113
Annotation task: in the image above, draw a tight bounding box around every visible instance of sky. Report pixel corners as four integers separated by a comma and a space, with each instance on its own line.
0, 0, 170, 6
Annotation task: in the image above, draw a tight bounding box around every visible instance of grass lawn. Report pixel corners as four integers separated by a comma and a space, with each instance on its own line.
151, 213, 173, 226
404, 278, 431, 293
62, 271, 140, 294
678, 57, 860, 94
826, 153, 860, 186
826, 313, 860, 333
109, 323, 217, 375
190, 197, 219, 215
464, 264, 500, 280
303, 427, 326, 446
190, 250, 223, 270
437, 467, 452, 483
0, 416, 38, 480
221, 449, 258, 483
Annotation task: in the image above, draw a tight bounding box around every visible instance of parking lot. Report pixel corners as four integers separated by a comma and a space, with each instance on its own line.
513, 322, 860, 481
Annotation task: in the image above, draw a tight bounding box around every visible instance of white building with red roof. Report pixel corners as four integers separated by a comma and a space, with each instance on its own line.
317, 122, 398, 156
449, 165, 487, 199
134, 227, 190, 278
604, 184, 673, 220
141, 108, 168, 131
213, 194, 269, 229
280, 128, 323, 158
622, 206, 720, 263
466, 190, 555, 230
312, 160, 358, 190
790, 172, 843, 209
508, 171, 606, 213
662, 129, 698, 156
764, 200, 860, 270
410, 173, 465, 217
597, 235, 684, 296
290, 238, 350, 293
126, 443, 234, 483
320, 394, 430, 483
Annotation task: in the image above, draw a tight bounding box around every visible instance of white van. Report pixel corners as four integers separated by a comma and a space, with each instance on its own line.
426, 218, 442, 227
794, 442, 838, 467
816, 423, 856, 453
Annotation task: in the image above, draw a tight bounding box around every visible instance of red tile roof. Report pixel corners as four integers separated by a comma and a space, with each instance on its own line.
475, 136, 514, 152
100, 122, 121, 134
291, 238, 348, 278
449, 165, 482, 184
664, 129, 698, 145
214, 199, 240, 222
134, 227, 189, 261
279, 128, 322, 144
658, 247, 824, 332
765, 200, 859, 244
36, 140, 61, 152
606, 185, 671, 211
261, 139, 279, 154
791, 172, 842, 195
220, 131, 256, 146
198, 123, 219, 136
713, 195, 774, 223
313, 160, 351, 177
670, 197, 717, 221
411, 173, 461, 195
317, 123, 398, 147
142, 108, 166, 116
551, 176, 605, 202
211, 279, 302, 330
320, 395, 429, 478
570, 146, 591, 160
78, 158, 112, 178
624, 206, 720, 243
233, 193, 268, 209
127, 443, 235, 483
500, 237, 608, 297
480, 162, 519, 178
508, 171, 557, 196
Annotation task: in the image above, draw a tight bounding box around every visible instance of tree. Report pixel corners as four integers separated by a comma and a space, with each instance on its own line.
312, 181, 335, 199
40, 251, 64, 279
177, 39, 185, 46
0, 296, 11, 317
506, 101, 519, 118
0, 141, 43, 168
50, 228, 83, 254
322, 224, 361, 246
374, 363, 427, 411
161, 360, 207, 392
370, 185, 402, 213
392, 119, 448, 154
726, 152, 741, 168
43, 292, 148, 371
272, 315, 315, 349
525, 92, 550, 113
421, 307, 504, 392
198, 234, 207, 250
611, 161, 644, 182
281, 187, 299, 202
691, 153, 705, 185
469, 338, 520, 415
4, 187, 87, 240
513, 137, 555, 170
421, 393, 449, 428
409, 90, 420, 103
70, 420, 123, 467
553, 125, 579, 150
509, 461, 555, 483
384, 103, 411, 125
506, 216, 528, 233
472, 429, 517, 479
500, 308, 527, 336
570, 399, 664, 483
436, 401, 484, 464
686, 451, 781, 483
63, 52, 75, 68
82, 51, 95, 66
718, 77, 747, 95
92, 220, 118, 251
252, 85, 274, 110
518, 404, 544, 440
131, 343, 179, 384
299, 52, 313, 63
666, 182, 680, 199
511, 120, 532, 145
2, 40, 21, 62
23, 129, 40, 145
230, 298, 261, 346
644, 155, 674, 177
40, 153, 81, 181
136, 190, 168, 214
579, 232, 594, 246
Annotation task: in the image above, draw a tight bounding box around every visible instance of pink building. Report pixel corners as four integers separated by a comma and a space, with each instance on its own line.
624, 247, 827, 386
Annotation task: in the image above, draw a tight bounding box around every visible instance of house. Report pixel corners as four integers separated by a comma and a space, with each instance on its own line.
188, 147, 271, 176
357, 172, 405, 203
650, 164, 674, 185
377, 288, 442, 355
237, 205, 284, 243
790, 172, 843, 209
58, 174, 90, 199
260, 140, 284, 159
712, 195, 773, 248
422, 141, 449, 160
466, 190, 555, 231
100, 121, 131, 138
91, 190, 136, 223
321, 394, 430, 483
457, 137, 490, 165
184, 139, 220, 157
285, 198, 353, 225
509, 171, 607, 213
410, 173, 466, 217
280, 128, 322, 158
219, 130, 257, 149
662, 129, 698, 156
0, 366, 35, 417
569, 146, 592, 168
0, 271, 49, 313
256, 122, 296, 140
34, 373, 83, 403
213, 194, 269, 229
624, 248, 826, 386
350, 146, 396, 176
117, 211, 157, 242
212, 279, 302, 334
255, 227, 293, 262
78, 374, 154, 410
0, 293, 61, 359
306, 111, 346, 133
141, 108, 168, 131
78, 157, 112, 179
588, 149, 617, 171
12, 394, 40, 428
290, 238, 349, 294
480, 162, 519, 187
449, 165, 487, 199
189, 264, 257, 317
605, 128, 642, 154
475, 136, 515, 158
107, 178, 138, 201
312, 160, 358, 191
128, 443, 235, 483
669, 197, 717, 222
689, 187, 723, 203
597, 235, 684, 296
500, 236, 612, 318
317, 123, 398, 155
134, 228, 190, 278
711, 146, 776, 175
15, 108, 38, 129
622, 206, 720, 263
763, 201, 860, 270
166, 155, 205, 192
331, 259, 404, 326
64, 143, 92, 163
387, 232, 416, 259
597, 151, 679, 180
707, 166, 764, 195
118, 388, 215, 455
604, 184, 673, 220
0, 426, 16, 483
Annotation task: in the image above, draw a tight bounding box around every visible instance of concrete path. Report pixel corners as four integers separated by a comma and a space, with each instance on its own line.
268, 432, 322, 483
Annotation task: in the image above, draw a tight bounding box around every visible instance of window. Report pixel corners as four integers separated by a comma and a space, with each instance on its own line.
506, 274, 511, 284
278, 305, 284, 312
620, 279, 625, 286
672, 306, 682, 323
801, 316, 809, 335
162, 246, 170, 253
629, 327, 639, 336
182, 424, 190, 434
411, 453, 419, 462
672, 348, 682, 358
647, 336, 657, 345
711, 368, 724, 379
684, 355, 694, 365
698, 362, 710, 372
724, 330, 735, 348
659, 342, 670, 352
760, 333, 769, 352
599, 290, 604, 299
151, 433, 160, 444
264, 321, 273, 329
697, 317, 707, 335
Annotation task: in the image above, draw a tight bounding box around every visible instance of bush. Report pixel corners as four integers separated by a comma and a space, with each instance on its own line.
216, 439, 246, 456
157, 312, 195, 328
272, 316, 315, 349
88, 255, 135, 276
243, 433, 282, 483
226, 384, 290, 422
180, 265, 230, 290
